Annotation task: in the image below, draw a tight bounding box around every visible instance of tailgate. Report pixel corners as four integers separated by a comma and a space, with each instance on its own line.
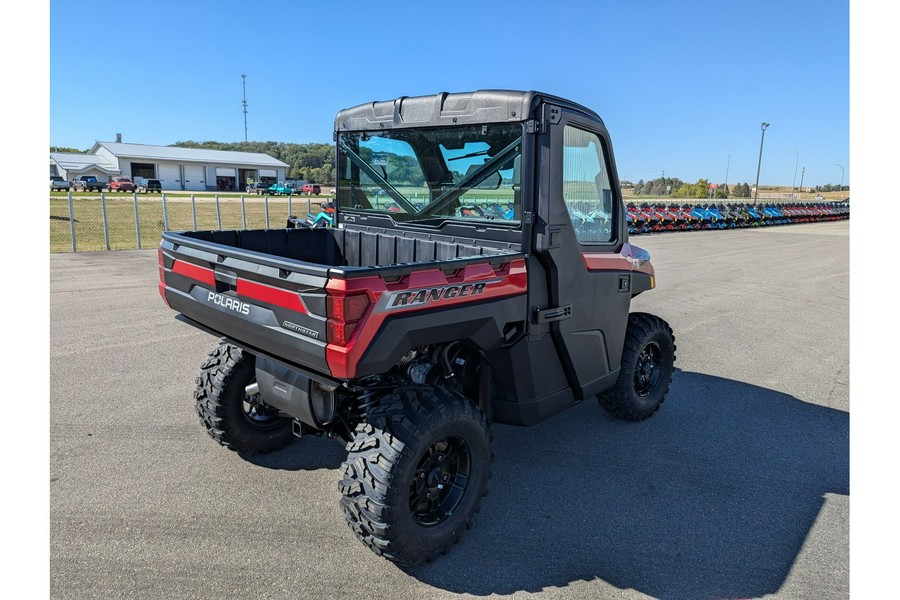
158, 232, 333, 375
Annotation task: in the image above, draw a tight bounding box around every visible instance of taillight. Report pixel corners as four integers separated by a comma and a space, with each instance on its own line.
327, 294, 368, 322
326, 293, 370, 345
158, 246, 169, 306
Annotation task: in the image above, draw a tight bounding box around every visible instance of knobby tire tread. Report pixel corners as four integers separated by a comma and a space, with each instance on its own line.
338, 386, 492, 567
598, 312, 676, 421
194, 341, 293, 455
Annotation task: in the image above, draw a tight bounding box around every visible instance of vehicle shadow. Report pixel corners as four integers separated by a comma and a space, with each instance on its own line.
241, 433, 345, 471
407, 369, 849, 599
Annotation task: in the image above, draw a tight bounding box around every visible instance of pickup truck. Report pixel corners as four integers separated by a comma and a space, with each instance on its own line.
246, 181, 270, 195
71, 176, 106, 192
109, 177, 136, 192
266, 182, 295, 195
159, 90, 676, 566
136, 178, 162, 193
50, 176, 70, 191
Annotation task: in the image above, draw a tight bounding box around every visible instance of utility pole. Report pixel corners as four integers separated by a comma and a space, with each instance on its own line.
754, 122, 770, 204
834, 164, 845, 200
786, 147, 799, 200
799, 167, 805, 197
241, 74, 248, 142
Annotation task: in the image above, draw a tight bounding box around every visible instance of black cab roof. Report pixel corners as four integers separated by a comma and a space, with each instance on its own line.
335, 89, 602, 132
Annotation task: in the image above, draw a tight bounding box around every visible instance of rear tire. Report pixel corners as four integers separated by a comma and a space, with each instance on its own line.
339, 386, 492, 566
194, 341, 294, 454
598, 312, 676, 421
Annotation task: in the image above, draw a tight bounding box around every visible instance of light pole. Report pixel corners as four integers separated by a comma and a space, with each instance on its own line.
834, 164, 845, 200
724, 154, 731, 198
784, 147, 799, 200
241, 74, 248, 142
754, 122, 770, 204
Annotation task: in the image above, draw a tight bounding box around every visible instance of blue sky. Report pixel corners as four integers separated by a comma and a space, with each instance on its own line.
49, 0, 849, 187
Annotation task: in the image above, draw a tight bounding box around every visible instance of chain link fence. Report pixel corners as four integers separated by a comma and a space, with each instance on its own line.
50, 193, 326, 252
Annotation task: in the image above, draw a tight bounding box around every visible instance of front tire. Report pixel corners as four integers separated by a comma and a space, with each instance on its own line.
339, 386, 492, 566
598, 312, 676, 421
194, 341, 294, 454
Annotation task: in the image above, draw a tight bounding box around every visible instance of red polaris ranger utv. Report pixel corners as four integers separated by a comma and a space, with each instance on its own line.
158, 90, 676, 566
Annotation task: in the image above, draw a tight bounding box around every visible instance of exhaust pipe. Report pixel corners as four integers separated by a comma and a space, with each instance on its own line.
245, 382, 259, 397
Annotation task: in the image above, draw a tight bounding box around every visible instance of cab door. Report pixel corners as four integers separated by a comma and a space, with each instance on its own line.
531, 105, 631, 399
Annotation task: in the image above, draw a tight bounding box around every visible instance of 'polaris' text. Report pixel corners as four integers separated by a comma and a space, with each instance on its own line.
207, 292, 251, 315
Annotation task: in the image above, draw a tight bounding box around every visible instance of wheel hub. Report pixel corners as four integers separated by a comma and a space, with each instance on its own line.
426, 464, 451, 487
634, 341, 662, 397
410, 438, 471, 526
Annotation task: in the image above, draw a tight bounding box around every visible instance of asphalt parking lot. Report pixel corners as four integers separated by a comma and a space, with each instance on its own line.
50, 220, 849, 600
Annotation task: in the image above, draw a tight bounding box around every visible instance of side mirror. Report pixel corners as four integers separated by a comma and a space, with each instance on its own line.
475, 171, 502, 190
463, 164, 502, 190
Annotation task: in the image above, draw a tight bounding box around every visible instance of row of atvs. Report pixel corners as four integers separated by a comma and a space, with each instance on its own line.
621, 202, 849, 235
288, 200, 850, 235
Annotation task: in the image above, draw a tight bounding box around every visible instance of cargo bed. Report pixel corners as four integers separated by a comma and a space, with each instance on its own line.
159, 226, 524, 378
171, 226, 514, 273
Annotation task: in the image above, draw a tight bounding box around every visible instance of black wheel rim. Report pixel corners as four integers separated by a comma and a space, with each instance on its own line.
241, 378, 285, 429
634, 341, 662, 397
409, 436, 471, 527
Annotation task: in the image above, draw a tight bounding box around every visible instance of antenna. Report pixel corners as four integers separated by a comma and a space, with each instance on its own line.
241, 74, 248, 142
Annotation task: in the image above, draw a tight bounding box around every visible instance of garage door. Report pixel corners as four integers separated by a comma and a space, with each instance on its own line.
158, 164, 180, 190
183, 166, 206, 191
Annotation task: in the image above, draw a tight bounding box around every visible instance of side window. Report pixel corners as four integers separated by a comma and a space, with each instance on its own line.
562, 125, 614, 244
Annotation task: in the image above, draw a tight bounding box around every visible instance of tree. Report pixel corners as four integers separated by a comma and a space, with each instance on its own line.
669, 178, 712, 199
672, 183, 696, 198
695, 178, 710, 199
50, 146, 88, 154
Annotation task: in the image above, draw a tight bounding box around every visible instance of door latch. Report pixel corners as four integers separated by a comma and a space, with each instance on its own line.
533, 304, 572, 324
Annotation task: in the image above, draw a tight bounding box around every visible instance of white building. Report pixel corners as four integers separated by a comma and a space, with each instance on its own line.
50, 141, 289, 191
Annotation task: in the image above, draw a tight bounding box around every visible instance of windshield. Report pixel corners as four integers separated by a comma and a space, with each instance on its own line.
337, 123, 523, 226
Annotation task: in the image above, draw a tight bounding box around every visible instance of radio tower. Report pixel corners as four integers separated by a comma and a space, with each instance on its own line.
241, 74, 248, 142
